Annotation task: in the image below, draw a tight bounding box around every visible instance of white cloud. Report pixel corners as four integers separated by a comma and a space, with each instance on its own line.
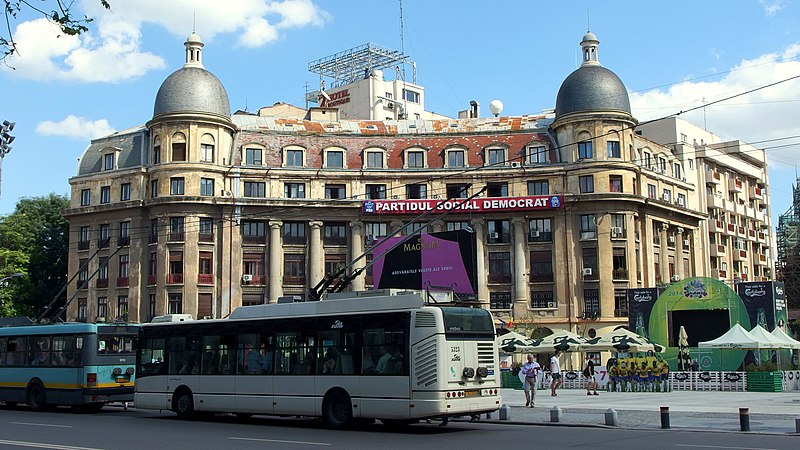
630, 44, 800, 146
760, 0, 784, 16
2, 0, 329, 82
36, 115, 116, 140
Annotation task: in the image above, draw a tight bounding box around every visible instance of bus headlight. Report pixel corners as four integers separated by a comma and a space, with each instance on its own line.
112, 367, 122, 376
126, 367, 135, 375
462, 367, 475, 378
476, 367, 488, 378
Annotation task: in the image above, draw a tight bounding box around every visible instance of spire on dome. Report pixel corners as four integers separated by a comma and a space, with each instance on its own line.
580, 31, 600, 66
184, 31, 204, 68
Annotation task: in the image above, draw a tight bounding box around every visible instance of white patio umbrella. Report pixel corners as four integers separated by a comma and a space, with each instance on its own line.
582, 327, 657, 353
677, 326, 691, 371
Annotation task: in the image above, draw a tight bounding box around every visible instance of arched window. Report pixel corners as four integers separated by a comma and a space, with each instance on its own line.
200, 134, 215, 163
284, 145, 305, 168
152, 136, 162, 164
577, 131, 593, 159
172, 132, 186, 162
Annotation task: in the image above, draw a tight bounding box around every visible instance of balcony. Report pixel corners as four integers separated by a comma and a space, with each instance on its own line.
96, 279, 108, 288
727, 223, 736, 233
609, 229, 627, 240
612, 269, 629, 280
76, 279, 87, 290
710, 244, 725, 257
198, 274, 214, 284
242, 235, 266, 245
167, 273, 184, 284
711, 269, 727, 279
580, 231, 597, 240
756, 254, 768, 266
487, 233, 511, 244
147, 275, 156, 285
737, 226, 745, 237
758, 231, 766, 243
728, 178, 743, 193
710, 220, 724, 233
529, 273, 554, 283
706, 193, 724, 210
97, 237, 110, 249
748, 229, 756, 239
117, 236, 130, 247
751, 186, 763, 198
733, 249, 747, 261
168, 232, 184, 242
199, 233, 214, 243
78, 240, 90, 250
706, 170, 721, 184
116, 277, 129, 287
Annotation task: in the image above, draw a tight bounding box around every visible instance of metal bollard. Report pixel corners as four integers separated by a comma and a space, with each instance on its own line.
739, 408, 750, 431
660, 406, 670, 429
498, 403, 510, 421
550, 406, 562, 423
604, 408, 618, 426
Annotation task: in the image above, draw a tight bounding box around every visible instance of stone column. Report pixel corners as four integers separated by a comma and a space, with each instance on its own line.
471, 219, 489, 308
511, 218, 529, 305
675, 227, 685, 279
349, 221, 365, 291
268, 220, 283, 302
308, 221, 324, 290
659, 223, 669, 283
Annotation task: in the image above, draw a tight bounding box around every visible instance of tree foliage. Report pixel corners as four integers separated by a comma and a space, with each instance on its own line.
0, 194, 69, 318
2, 1, 111, 59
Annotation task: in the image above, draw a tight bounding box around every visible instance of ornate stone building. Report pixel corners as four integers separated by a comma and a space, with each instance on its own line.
64, 32, 774, 341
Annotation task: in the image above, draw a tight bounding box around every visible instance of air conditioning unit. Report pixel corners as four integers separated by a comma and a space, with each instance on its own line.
683, 239, 690, 246
510, 162, 521, 168
611, 227, 623, 235
582, 268, 592, 276
365, 234, 376, 243
242, 274, 253, 283
488, 232, 499, 239
386, 102, 394, 110
547, 301, 556, 308
677, 197, 685, 207
663, 193, 671, 201
530, 230, 541, 238
671, 275, 680, 282
667, 236, 676, 244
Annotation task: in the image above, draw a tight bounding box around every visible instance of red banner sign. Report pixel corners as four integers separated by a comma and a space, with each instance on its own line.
362, 195, 563, 215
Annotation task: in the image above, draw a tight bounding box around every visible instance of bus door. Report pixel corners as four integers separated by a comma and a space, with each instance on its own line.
272, 328, 316, 415
197, 334, 236, 412
234, 333, 273, 415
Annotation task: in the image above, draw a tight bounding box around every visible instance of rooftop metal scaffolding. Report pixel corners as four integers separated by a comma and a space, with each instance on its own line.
777, 179, 800, 310
308, 43, 416, 87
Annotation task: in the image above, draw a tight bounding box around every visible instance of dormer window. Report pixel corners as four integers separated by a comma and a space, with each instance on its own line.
103, 153, 115, 171
486, 147, 506, 166
324, 147, 345, 168
284, 147, 304, 167
244, 147, 263, 166
528, 145, 549, 164
405, 149, 425, 168
364, 148, 385, 169
446, 148, 466, 168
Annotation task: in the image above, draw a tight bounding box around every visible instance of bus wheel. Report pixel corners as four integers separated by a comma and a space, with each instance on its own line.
173, 389, 195, 419
27, 384, 47, 412
321, 390, 353, 429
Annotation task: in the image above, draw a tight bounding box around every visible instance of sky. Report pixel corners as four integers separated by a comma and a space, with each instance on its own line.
1, 0, 799, 229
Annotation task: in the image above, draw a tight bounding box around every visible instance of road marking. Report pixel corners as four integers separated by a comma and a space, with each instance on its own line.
229, 436, 331, 446
10, 422, 73, 428
676, 445, 780, 450
0, 439, 102, 450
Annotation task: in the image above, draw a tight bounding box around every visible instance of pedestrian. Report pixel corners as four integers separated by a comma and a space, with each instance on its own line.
521, 354, 540, 407
550, 350, 563, 396
584, 354, 599, 395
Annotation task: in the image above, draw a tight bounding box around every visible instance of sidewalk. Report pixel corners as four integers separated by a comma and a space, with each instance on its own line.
490, 387, 800, 434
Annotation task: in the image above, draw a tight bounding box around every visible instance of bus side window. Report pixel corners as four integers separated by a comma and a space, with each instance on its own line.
0, 337, 5, 366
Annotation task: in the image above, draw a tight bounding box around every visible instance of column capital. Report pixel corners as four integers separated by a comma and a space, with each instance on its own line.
511, 217, 527, 226
675, 227, 685, 235
269, 220, 283, 229
309, 220, 323, 229
349, 221, 364, 231
660, 223, 670, 231
470, 219, 485, 232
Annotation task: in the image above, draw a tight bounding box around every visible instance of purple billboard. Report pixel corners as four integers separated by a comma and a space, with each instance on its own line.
371, 230, 477, 294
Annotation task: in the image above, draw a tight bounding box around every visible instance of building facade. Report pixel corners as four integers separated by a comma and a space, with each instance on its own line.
64, 32, 775, 340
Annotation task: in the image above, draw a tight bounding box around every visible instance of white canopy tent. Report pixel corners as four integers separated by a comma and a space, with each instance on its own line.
770, 327, 800, 349
698, 323, 766, 349
748, 325, 786, 349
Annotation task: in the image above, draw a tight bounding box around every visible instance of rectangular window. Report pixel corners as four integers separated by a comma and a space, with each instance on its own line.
446, 183, 469, 199
168, 251, 183, 285
531, 291, 554, 309
200, 143, 214, 162
529, 250, 553, 282
611, 214, 626, 238
528, 218, 552, 242
78, 258, 88, 289
117, 296, 128, 321
365, 222, 387, 243
245, 148, 263, 165
150, 179, 158, 198
447, 150, 465, 168
528, 145, 549, 164
446, 221, 470, 231
200, 178, 214, 196
169, 217, 184, 242
489, 292, 512, 310
199, 251, 213, 276
326, 151, 343, 168
80, 189, 90, 206
579, 175, 594, 193
118, 221, 130, 246
612, 248, 628, 279
77, 298, 87, 321
243, 253, 265, 283
647, 184, 656, 199
677, 193, 686, 207
172, 142, 186, 161
168, 293, 182, 314
283, 222, 306, 245
244, 181, 266, 198
406, 184, 427, 199
103, 153, 115, 170
607, 141, 620, 158
323, 222, 347, 245
578, 141, 593, 159
486, 182, 508, 197
99, 224, 110, 248
148, 252, 157, 277
149, 219, 158, 243
284, 254, 306, 284
527, 180, 549, 196
286, 149, 303, 167
366, 151, 384, 169
148, 294, 156, 320
79, 226, 90, 250
284, 183, 306, 198
366, 184, 387, 200
609, 174, 623, 193
97, 297, 108, 320
98, 257, 109, 286
403, 89, 420, 103
487, 148, 505, 165
487, 219, 510, 243
662, 189, 672, 202
324, 254, 347, 283
614, 289, 628, 317
488, 252, 512, 283
120, 183, 131, 201
583, 289, 600, 317
199, 218, 214, 241
153, 145, 161, 164
325, 184, 346, 199
406, 151, 424, 168
582, 247, 598, 279
100, 186, 111, 204
241, 221, 266, 243
170, 177, 184, 195
580, 215, 597, 239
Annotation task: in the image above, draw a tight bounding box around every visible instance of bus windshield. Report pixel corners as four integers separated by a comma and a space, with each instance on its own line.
439, 307, 494, 339
98, 334, 135, 354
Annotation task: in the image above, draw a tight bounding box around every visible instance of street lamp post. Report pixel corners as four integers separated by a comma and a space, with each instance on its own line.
0, 272, 24, 286
0, 120, 16, 198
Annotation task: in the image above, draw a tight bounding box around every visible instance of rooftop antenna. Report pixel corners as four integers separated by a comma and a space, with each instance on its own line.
193, 11, 196, 31
399, 0, 406, 80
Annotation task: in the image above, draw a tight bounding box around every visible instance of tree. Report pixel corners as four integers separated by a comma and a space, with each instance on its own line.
0, 194, 69, 318
2, 1, 111, 59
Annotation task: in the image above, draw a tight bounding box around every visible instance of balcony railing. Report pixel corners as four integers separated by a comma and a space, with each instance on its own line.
97, 237, 110, 249
78, 240, 90, 250
168, 232, 184, 242
242, 235, 266, 245
199, 233, 214, 243
96, 279, 108, 288
116, 277, 129, 287
118, 236, 130, 246
167, 273, 184, 284
147, 275, 156, 285
487, 233, 511, 244
198, 274, 214, 284
529, 273, 554, 283
612, 269, 629, 280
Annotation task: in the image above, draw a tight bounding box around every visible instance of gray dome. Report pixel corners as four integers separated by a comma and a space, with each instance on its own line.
555, 65, 631, 118
153, 67, 231, 118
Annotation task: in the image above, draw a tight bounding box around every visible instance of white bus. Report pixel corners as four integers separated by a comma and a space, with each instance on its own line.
135, 290, 500, 428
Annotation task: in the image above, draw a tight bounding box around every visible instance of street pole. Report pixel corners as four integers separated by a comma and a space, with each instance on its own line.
0, 120, 16, 198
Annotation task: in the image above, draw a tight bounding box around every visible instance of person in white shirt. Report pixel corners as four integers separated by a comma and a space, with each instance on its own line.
550, 350, 563, 396
520, 354, 540, 407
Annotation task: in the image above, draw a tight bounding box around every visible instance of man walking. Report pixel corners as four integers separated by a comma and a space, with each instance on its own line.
550, 350, 563, 396
521, 354, 540, 407
584, 354, 599, 395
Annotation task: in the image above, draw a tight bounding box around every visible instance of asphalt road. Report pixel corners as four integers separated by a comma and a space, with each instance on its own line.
0, 405, 797, 450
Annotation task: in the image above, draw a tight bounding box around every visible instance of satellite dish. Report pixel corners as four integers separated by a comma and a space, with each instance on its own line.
488, 100, 504, 117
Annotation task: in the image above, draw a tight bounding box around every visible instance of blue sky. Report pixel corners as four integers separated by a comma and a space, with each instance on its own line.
1, 0, 799, 229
